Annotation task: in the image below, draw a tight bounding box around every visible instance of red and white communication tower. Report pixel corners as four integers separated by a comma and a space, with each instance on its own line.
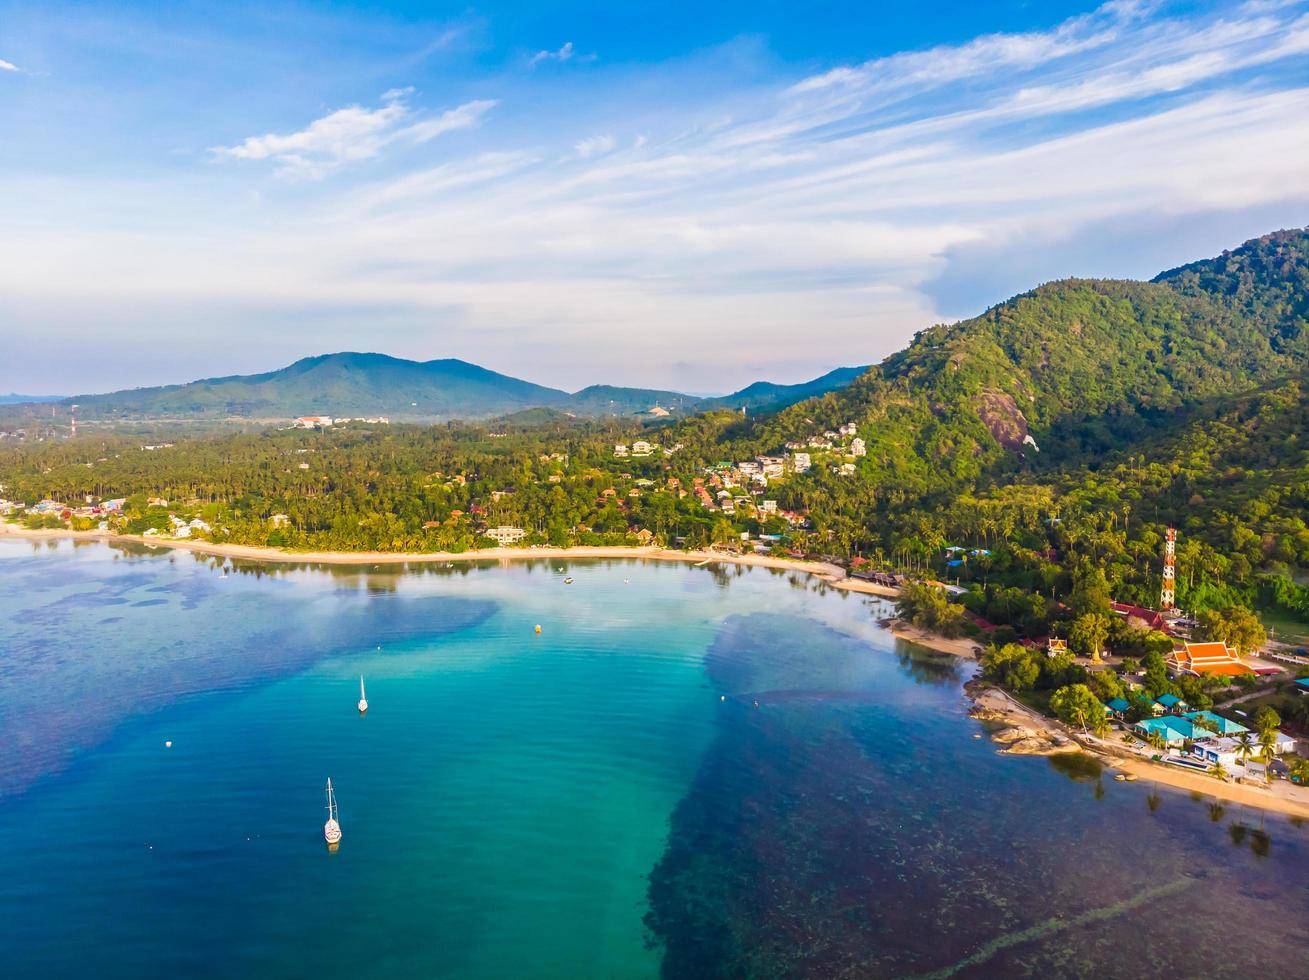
1160, 527, 1176, 611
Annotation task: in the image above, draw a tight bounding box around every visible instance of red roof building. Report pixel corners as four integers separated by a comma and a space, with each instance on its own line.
1111, 602, 1173, 636
1166, 641, 1254, 677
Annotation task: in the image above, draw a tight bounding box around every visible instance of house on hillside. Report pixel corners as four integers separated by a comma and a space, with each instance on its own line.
293, 416, 333, 429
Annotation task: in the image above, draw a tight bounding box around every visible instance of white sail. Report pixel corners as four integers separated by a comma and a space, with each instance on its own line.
324, 778, 342, 845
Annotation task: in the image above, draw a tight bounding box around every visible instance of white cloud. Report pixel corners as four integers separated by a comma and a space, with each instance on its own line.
573, 134, 616, 159
5, 0, 1309, 391
0, 59, 19, 72
212, 92, 497, 178
529, 41, 573, 67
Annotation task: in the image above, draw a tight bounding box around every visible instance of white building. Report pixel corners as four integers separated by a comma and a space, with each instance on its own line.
839, 462, 857, 476
850, 437, 866, 457
631, 441, 656, 457
484, 526, 527, 545
614, 444, 630, 457
293, 416, 333, 429
791, 452, 811, 473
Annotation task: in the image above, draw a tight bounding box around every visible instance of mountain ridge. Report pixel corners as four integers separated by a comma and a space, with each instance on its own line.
20, 352, 868, 423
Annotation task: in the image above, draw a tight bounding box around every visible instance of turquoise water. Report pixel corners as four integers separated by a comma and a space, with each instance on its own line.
1, 539, 1308, 978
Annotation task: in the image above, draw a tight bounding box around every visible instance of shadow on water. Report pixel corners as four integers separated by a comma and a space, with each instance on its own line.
645, 614, 1309, 978
1046, 752, 1104, 784
893, 641, 964, 687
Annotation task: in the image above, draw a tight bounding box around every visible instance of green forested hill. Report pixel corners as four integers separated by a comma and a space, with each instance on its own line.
735, 230, 1309, 486
3, 229, 1308, 627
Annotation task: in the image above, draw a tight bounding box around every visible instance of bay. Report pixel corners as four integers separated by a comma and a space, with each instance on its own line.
0, 538, 1305, 978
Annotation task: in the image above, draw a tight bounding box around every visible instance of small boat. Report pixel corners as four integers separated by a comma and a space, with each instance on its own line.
323, 778, 342, 847
357, 675, 368, 714
563, 577, 574, 585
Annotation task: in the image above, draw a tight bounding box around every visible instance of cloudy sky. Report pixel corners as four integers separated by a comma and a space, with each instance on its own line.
2, 0, 1308, 396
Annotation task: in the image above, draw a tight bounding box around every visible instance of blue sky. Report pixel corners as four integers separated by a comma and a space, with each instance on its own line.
2, 0, 1308, 395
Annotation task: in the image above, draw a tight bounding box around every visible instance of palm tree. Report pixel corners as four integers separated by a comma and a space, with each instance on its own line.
1258, 730, 1277, 781
1235, 732, 1255, 767
1209, 762, 1228, 781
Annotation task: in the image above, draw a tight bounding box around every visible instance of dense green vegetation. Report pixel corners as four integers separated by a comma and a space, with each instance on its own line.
3, 229, 1308, 644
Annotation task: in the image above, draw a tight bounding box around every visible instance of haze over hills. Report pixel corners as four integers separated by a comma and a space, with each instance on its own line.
20, 353, 869, 423
0, 394, 64, 405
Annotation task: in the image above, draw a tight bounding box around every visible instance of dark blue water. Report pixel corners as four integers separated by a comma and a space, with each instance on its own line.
1, 539, 1306, 978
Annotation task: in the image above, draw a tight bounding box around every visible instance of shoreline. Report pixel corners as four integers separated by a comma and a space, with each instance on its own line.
965, 679, 1309, 820
8, 522, 1306, 819
0, 523, 902, 597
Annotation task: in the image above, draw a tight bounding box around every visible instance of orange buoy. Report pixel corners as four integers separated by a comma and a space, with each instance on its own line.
535, 624, 542, 634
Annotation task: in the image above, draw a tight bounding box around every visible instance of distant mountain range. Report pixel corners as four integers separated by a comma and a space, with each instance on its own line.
9, 354, 868, 422
0, 393, 63, 405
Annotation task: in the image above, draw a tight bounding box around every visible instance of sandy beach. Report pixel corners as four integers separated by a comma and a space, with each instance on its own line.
0, 523, 902, 597
1111, 755, 1309, 818
886, 619, 982, 659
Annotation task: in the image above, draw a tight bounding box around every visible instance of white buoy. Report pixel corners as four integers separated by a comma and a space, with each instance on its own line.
165, 740, 172, 748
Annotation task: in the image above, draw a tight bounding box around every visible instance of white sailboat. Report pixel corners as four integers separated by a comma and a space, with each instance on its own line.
324, 778, 342, 846
358, 675, 368, 714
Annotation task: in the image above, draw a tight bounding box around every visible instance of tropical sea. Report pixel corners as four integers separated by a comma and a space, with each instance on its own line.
1, 538, 1307, 978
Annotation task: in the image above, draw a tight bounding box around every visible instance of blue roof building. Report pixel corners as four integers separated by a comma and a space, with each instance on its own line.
1182, 710, 1248, 736
1155, 693, 1188, 712
1134, 716, 1206, 745
1107, 697, 1131, 715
